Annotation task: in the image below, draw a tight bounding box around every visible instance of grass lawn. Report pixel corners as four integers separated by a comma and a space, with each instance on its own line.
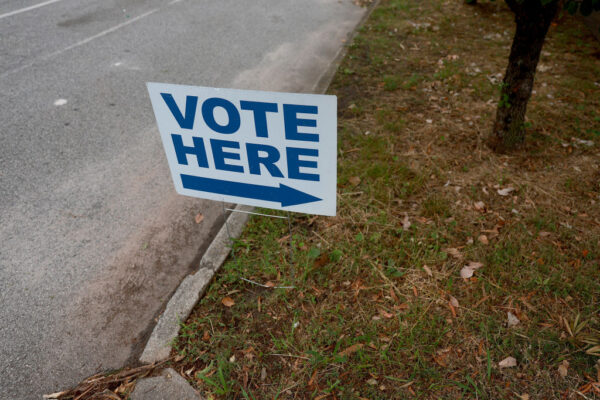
170, 0, 600, 398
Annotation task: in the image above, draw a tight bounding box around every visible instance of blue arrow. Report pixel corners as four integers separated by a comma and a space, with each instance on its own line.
180, 174, 322, 207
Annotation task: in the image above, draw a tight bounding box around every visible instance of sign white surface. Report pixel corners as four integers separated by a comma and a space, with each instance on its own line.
147, 83, 337, 216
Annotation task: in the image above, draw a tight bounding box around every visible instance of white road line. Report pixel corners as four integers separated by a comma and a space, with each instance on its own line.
0, 0, 66, 20
0, 8, 159, 79
57, 8, 159, 53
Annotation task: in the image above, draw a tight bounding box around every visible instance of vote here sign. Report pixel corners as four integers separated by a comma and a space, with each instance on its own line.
147, 83, 337, 216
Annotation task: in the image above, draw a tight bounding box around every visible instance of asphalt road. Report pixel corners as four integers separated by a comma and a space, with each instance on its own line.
0, 0, 366, 398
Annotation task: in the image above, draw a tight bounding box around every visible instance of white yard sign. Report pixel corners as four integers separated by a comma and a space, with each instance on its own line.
147, 83, 337, 216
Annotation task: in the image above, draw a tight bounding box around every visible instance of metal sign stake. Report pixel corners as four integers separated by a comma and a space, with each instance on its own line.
222, 202, 296, 289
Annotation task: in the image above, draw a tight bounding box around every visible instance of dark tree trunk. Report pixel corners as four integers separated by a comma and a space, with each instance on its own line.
488, 0, 561, 152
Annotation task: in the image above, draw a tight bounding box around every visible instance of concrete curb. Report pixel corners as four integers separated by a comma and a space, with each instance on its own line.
130, 368, 204, 400
140, 204, 252, 364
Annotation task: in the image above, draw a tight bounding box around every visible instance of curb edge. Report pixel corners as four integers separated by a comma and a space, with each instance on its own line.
139, 204, 252, 364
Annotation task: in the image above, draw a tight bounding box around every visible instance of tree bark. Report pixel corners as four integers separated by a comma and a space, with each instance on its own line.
488, 0, 561, 152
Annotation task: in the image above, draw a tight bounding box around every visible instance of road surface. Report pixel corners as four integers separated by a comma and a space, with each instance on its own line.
0, 0, 366, 398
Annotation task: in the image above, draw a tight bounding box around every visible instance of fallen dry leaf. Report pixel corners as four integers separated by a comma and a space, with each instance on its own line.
339, 343, 364, 356
277, 234, 291, 244
422, 265, 433, 277
448, 296, 459, 317
260, 367, 267, 381
308, 369, 318, 387
402, 213, 411, 230
445, 247, 462, 259
449, 296, 459, 308
390, 287, 399, 303
507, 312, 520, 327
474, 201, 486, 212
460, 267, 474, 279
482, 226, 500, 237
497, 187, 515, 196
460, 261, 483, 279
313, 253, 330, 269
222, 297, 235, 307
582, 249, 589, 257
195, 213, 204, 224
349, 176, 361, 186
558, 360, 569, 377
478, 235, 489, 245
498, 356, 517, 368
